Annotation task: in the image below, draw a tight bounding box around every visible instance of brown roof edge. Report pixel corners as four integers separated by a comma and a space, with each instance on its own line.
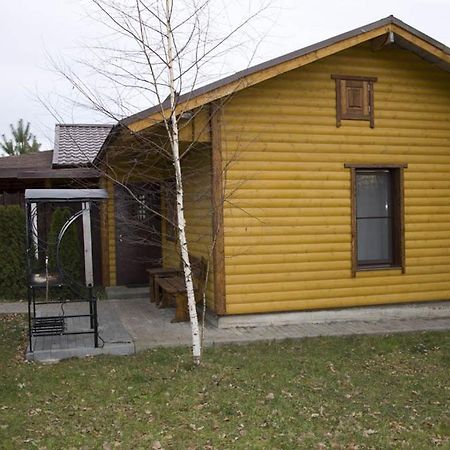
0, 169, 26, 178
0, 167, 99, 180
390, 16, 449, 52
119, 15, 450, 128
17, 168, 100, 179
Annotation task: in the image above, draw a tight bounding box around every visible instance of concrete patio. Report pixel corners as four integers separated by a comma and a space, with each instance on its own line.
25, 301, 135, 362
1, 298, 450, 362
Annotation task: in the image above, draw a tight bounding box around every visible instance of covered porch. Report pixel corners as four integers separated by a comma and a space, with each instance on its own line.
99, 108, 223, 315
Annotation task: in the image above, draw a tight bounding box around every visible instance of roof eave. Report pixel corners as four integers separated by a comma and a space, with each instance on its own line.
121, 15, 449, 133
18, 168, 100, 179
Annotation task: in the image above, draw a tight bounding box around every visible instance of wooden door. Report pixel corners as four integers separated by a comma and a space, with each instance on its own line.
115, 183, 162, 285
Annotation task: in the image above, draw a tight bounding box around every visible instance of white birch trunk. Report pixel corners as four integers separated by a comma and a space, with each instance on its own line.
165, 0, 201, 365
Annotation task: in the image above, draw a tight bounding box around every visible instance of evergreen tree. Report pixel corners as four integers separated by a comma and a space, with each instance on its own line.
1, 119, 41, 156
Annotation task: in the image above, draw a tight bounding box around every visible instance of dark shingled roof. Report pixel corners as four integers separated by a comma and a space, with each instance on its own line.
53, 124, 113, 167
0, 150, 53, 169
0, 150, 99, 180
0, 124, 112, 179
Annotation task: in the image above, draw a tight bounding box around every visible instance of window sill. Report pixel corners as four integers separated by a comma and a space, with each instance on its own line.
356, 265, 403, 273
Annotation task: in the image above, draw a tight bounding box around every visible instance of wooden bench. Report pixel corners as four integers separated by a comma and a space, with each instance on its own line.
146, 267, 180, 305
155, 255, 207, 322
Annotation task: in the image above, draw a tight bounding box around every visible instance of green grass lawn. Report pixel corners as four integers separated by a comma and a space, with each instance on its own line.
0, 315, 449, 449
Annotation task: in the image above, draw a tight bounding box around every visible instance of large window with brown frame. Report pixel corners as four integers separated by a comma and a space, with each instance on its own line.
345, 164, 406, 276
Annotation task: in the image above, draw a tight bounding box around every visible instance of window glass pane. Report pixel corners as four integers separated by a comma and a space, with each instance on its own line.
357, 218, 392, 263
356, 171, 391, 218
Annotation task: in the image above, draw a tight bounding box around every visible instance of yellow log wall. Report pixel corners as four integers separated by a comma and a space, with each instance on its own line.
221, 42, 450, 314
161, 146, 215, 309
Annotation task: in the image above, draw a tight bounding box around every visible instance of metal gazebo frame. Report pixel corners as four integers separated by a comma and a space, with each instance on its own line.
24, 189, 108, 353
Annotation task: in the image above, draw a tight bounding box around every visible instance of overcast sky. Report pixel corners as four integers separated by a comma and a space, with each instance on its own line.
1, 0, 449, 151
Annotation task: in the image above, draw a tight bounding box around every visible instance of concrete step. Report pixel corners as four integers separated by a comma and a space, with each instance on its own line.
207, 301, 450, 329
106, 286, 149, 301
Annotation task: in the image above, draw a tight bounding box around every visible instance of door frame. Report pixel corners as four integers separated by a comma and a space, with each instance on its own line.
114, 182, 162, 286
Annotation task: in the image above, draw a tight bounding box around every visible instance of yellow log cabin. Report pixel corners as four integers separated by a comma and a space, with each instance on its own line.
97, 16, 450, 318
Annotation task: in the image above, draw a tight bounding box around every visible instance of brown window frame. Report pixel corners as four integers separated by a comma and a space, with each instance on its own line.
345, 163, 407, 277
332, 75, 377, 128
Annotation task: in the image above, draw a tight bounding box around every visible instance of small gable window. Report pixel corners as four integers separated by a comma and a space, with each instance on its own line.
331, 75, 377, 128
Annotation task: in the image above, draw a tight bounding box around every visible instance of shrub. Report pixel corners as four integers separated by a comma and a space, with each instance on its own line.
0, 206, 26, 299
47, 207, 83, 292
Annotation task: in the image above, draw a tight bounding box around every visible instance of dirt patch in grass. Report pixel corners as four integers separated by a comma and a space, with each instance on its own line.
0, 315, 449, 449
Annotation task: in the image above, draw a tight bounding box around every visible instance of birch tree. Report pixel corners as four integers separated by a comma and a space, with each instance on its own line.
51, 0, 270, 365
165, 0, 201, 365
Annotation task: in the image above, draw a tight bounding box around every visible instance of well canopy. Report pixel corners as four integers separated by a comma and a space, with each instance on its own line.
24, 188, 108, 203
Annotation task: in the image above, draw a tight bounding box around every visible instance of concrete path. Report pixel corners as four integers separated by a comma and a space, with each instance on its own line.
0, 302, 28, 314
2, 299, 450, 362
117, 299, 450, 352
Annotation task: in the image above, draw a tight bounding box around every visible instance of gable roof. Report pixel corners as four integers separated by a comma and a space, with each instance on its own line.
121, 15, 450, 133
53, 124, 113, 167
